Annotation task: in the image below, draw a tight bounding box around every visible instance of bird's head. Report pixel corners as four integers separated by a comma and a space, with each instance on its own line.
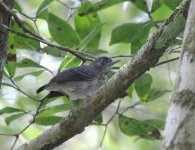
90, 56, 120, 73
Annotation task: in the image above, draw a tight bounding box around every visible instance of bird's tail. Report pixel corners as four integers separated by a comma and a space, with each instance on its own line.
36, 84, 48, 93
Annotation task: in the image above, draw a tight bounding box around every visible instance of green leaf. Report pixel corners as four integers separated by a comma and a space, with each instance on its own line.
10, 21, 40, 50
13, 1, 22, 12
0, 107, 24, 115
14, 70, 44, 81
75, 3, 101, 49
17, 59, 42, 68
119, 115, 164, 140
131, 22, 151, 53
151, 0, 163, 12
58, 54, 81, 72
131, 0, 149, 13
36, 0, 54, 17
5, 62, 17, 78
38, 104, 71, 117
135, 73, 152, 102
78, 23, 104, 51
147, 89, 169, 102
85, 48, 107, 55
43, 46, 66, 57
127, 85, 134, 98
5, 113, 26, 126
162, 0, 182, 10
78, 0, 129, 16
94, 113, 103, 124
48, 13, 80, 47
38, 8, 49, 20
151, 4, 172, 20
17, 59, 50, 73
110, 22, 150, 46
1, 82, 14, 88
35, 116, 62, 125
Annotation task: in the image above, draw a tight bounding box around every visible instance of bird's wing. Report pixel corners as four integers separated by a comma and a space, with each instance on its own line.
50, 65, 97, 84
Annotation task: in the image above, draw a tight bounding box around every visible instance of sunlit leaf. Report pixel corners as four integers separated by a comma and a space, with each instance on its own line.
162, 0, 182, 10
119, 115, 164, 140
5, 113, 26, 126
48, 13, 80, 47
35, 116, 62, 125
135, 73, 152, 102
151, 0, 163, 12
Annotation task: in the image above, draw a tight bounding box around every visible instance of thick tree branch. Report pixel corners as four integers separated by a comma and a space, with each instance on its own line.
18, 0, 191, 150
0, 0, 14, 88
162, 1, 195, 149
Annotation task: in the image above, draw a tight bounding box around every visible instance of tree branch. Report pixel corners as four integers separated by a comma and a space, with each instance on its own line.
0, 0, 14, 88
17, 0, 191, 149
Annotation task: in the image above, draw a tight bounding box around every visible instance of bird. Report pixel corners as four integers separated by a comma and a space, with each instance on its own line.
36, 56, 119, 102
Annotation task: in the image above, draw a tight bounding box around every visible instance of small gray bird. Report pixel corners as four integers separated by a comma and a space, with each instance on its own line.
36, 56, 119, 101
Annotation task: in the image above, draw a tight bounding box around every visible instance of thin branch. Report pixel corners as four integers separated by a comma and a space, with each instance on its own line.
8, 99, 44, 150
0, 23, 94, 61
100, 101, 121, 147
56, 0, 79, 9
11, 135, 19, 150
120, 101, 141, 115
155, 57, 179, 67
111, 54, 134, 58
9, 77, 39, 102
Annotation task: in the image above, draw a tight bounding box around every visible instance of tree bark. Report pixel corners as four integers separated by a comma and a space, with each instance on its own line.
17, 0, 191, 149
0, 0, 14, 88
162, 1, 195, 150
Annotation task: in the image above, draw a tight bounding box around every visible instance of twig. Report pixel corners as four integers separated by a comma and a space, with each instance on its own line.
56, 0, 79, 9
100, 101, 121, 147
111, 54, 135, 58
9, 77, 39, 102
19, 11, 36, 20
11, 135, 19, 150
120, 101, 141, 115
8, 100, 44, 150
155, 57, 179, 67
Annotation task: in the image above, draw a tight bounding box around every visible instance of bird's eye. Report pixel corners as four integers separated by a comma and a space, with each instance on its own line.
101, 59, 106, 63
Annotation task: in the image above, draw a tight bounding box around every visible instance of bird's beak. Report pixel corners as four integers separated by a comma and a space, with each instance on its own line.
111, 60, 120, 65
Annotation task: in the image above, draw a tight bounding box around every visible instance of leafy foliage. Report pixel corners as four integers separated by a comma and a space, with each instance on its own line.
1, 0, 178, 149
119, 115, 164, 140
